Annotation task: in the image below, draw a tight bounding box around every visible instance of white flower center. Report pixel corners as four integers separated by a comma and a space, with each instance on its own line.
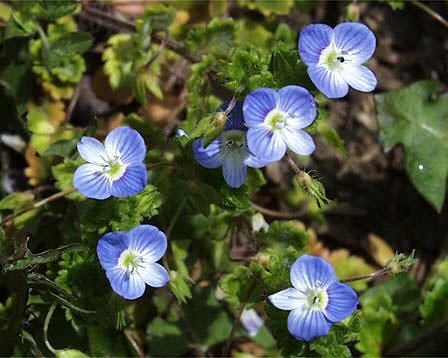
103, 158, 126, 180
222, 130, 246, 149
221, 130, 249, 160
319, 44, 350, 71
266, 109, 288, 130
305, 282, 328, 310
118, 249, 145, 273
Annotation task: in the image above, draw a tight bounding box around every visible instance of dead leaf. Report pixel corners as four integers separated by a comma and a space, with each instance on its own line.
366, 233, 395, 266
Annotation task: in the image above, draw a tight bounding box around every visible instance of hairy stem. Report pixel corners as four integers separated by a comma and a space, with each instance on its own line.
340, 267, 391, 283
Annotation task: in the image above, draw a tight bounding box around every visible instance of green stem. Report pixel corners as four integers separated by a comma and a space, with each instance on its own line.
223, 280, 258, 356
165, 196, 188, 238
43, 303, 58, 355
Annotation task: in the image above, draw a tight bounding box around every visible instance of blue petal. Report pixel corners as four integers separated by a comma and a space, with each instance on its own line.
97, 231, 129, 271
307, 65, 348, 99
127, 225, 167, 262
243, 88, 278, 127
298, 24, 333, 66
241, 309, 264, 337
222, 151, 247, 188
73, 163, 111, 200
333, 22, 376, 64
105, 126, 146, 164
106, 267, 145, 300
324, 281, 358, 322
247, 127, 287, 162
290, 254, 337, 291
282, 128, 315, 156
218, 101, 246, 131
110, 163, 147, 198
193, 138, 225, 169
138, 262, 170, 288
288, 307, 332, 341
341, 65, 377, 93
244, 153, 270, 168
77, 137, 108, 165
268, 287, 306, 311
278, 86, 317, 129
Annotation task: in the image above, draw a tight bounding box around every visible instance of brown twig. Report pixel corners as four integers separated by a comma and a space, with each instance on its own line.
124, 329, 145, 358
251, 202, 306, 219
1, 188, 75, 226
80, 5, 201, 62
412, 1, 448, 30
65, 82, 82, 124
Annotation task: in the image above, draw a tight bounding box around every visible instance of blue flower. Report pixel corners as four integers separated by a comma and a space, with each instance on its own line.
243, 86, 317, 162
241, 308, 264, 337
97, 225, 170, 300
268, 254, 358, 341
193, 101, 268, 188
298, 22, 377, 98
74, 126, 147, 200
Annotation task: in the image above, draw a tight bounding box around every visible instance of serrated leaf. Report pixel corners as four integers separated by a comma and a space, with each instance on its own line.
38, 0, 78, 20
376, 80, 448, 212
52, 32, 93, 57
356, 274, 420, 356
169, 270, 192, 304
138, 5, 176, 31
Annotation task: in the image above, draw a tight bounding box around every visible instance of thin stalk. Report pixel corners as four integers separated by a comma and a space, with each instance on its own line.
251, 202, 307, 219
1, 188, 75, 226
223, 280, 257, 357
340, 267, 390, 283
412, 1, 448, 29
43, 303, 58, 355
285, 153, 306, 177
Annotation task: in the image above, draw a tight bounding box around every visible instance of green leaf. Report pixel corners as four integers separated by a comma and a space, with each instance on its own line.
185, 286, 235, 348
356, 274, 420, 356
138, 5, 176, 31
147, 318, 189, 357
221, 261, 265, 308
52, 158, 83, 192
238, 0, 293, 15
376, 80, 448, 212
379, 0, 405, 10
270, 41, 313, 89
169, 270, 193, 304
218, 45, 275, 94
87, 325, 128, 357
38, 0, 78, 20
51, 32, 93, 57
420, 256, 448, 325
43, 137, 80, 157
187, 18, 236, 57
55, 349, 89, 358
3, 244, 86, 272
